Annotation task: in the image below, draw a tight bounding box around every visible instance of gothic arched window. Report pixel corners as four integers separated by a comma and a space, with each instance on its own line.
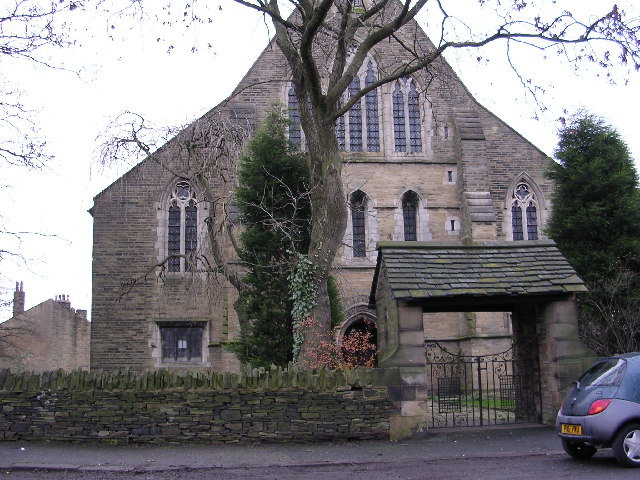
335, 63, 381, 152
288, 86, 302, 146
402, 191, 419, 241
364, 61, 380, 152
168, 181, 198, 272
392, 78, 422, 153
511, 182, 539, 241
294, 59, 380, 153
350, 190, 367, 257
348, 76, 363, 152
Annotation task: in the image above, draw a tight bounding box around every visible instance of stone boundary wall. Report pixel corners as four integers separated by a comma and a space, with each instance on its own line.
0, 367, 396, 444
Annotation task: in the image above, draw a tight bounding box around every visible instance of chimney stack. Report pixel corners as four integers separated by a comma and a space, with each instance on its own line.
55, 294, 71, 310
12, 281, 25, 318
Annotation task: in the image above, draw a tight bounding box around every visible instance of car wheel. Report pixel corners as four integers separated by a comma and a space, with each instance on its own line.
561, 438, 597, 460
612, 423, 640, 467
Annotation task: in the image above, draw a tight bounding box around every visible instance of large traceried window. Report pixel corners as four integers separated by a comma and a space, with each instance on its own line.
511, 182, 539, 241
168, 181, 198, 272
350, 190, 367, 257
289, 60, 381, 153
402, 190, 419, 241
337, 60, 380, 152
392, 78, 422, 153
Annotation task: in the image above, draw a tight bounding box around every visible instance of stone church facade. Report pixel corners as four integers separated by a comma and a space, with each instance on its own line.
90, 12, 553, 372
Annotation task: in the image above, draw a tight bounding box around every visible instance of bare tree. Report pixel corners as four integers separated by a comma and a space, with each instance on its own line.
0, 1, 81, 313
0, 0, 79, 168
224, 0, 640, 364
98, 109, 313, 342
0, 324, 33, 362
99, 110, 248, 291
579, 270, 640, 356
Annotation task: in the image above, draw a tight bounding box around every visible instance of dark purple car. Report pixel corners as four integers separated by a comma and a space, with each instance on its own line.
556, 353, 640, 467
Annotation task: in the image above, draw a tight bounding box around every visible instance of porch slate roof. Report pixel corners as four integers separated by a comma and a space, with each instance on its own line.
371, 240, 586, 304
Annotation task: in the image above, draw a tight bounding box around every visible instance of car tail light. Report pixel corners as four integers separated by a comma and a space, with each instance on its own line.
588, 399, 612, 415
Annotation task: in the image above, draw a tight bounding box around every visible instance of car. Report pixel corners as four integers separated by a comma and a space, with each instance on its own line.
556, 352, 640, 467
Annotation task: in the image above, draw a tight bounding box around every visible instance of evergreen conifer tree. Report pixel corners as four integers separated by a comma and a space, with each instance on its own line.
547, 113, 640, 282
231, 107, 311, 367
547, 113, 640, 355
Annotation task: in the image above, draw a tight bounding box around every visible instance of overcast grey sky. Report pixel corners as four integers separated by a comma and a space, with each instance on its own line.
2, 0, 639, 318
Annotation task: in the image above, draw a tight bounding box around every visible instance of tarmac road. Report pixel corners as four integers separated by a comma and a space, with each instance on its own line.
1, 426, 639, 479
3, 453, 640, 480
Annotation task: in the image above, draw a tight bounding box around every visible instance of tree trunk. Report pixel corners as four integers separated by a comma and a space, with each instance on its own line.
298, 116, 348, 366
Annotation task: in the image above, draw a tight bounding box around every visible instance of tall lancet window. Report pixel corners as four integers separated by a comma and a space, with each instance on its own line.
392, 82, 406, 152
511, 182, 539, 241
408, 82, 422, 152
168, 181, 198, 272
402, 191, 419, 241
332, 58, 380, 153
288, 86, 301, 146
364, 61, 380, 152
393, 78, 423, 153
348, 76, 363, 152
350, 190, 367, 258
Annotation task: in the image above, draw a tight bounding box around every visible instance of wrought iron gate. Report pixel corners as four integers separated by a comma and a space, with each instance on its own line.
424, 341, 541, 428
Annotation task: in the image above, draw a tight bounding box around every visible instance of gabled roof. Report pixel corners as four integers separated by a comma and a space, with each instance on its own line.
370, 241, 586, 310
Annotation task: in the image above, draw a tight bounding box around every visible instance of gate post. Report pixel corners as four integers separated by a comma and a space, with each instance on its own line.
377, 302, 429, 440
538, 295, 593, 424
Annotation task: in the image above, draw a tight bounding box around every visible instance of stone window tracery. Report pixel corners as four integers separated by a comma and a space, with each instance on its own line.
511, 182, 539, 241
167, 180, 198, 272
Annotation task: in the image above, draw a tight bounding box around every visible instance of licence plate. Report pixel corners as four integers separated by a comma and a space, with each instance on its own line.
561, 424, 583, 435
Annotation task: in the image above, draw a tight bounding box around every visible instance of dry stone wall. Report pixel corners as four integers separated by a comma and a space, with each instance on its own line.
0, 367, 396, 444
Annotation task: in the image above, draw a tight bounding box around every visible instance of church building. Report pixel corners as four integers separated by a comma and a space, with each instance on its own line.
89, 7, 554, 373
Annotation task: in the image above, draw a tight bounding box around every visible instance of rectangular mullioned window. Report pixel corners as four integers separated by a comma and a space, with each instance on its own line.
159, 322, 205, 362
